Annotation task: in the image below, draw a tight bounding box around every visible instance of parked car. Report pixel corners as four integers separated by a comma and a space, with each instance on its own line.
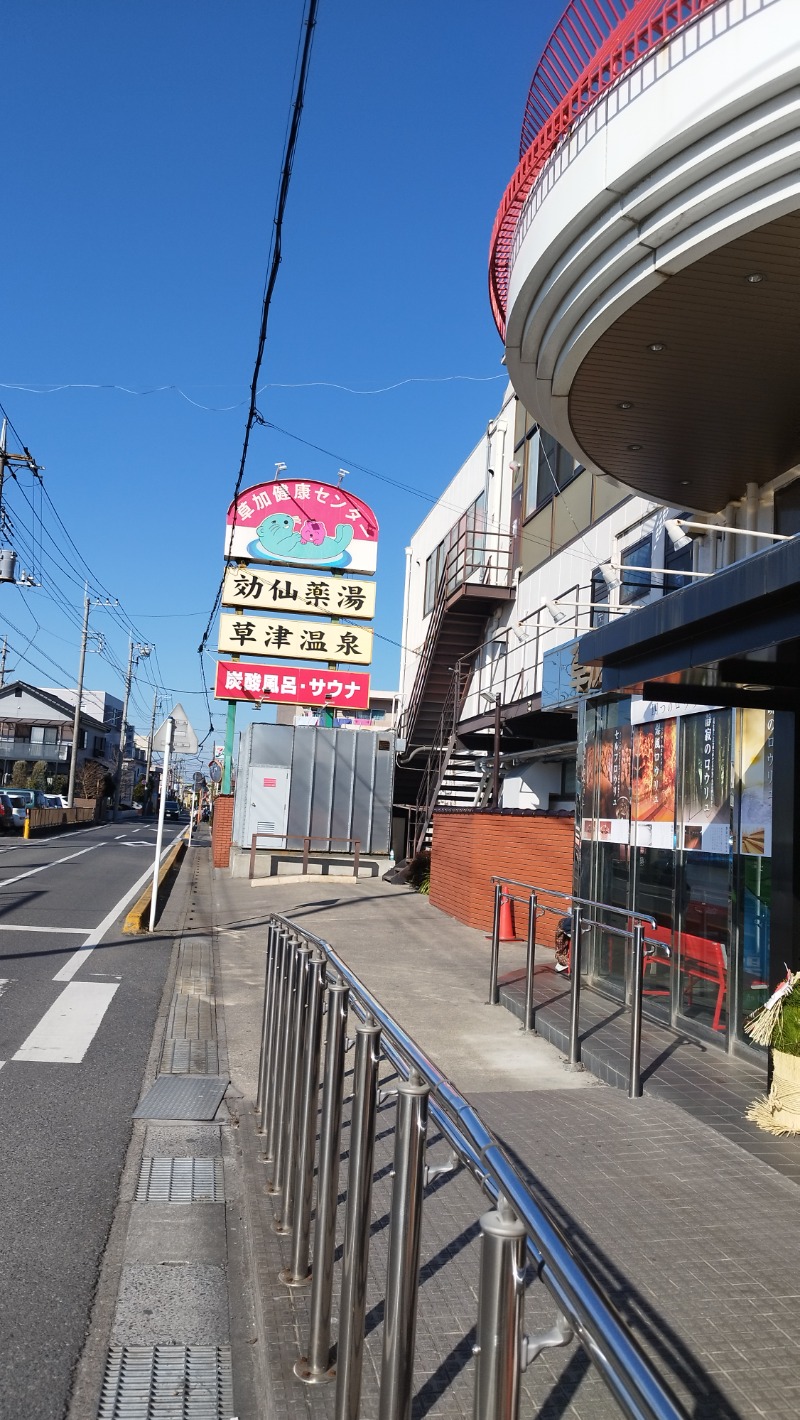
0, 792, 16, 832
44, 793, 69, 808
164, 799, 183, 820
6, 788, 48, 809
5, 794, 29, 831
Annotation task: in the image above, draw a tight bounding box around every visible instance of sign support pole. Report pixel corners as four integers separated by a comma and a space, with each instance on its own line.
222, 699, 237, 794
188, 788, 196, 846
148, 716, 174, 933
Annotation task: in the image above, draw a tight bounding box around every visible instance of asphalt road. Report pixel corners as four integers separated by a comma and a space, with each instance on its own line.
0, 815, 185, 1420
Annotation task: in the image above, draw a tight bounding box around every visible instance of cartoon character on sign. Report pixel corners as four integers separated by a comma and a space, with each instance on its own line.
251, 512, 354, 567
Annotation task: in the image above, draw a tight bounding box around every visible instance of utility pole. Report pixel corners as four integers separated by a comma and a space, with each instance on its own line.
66, 585, 91, 809
144, 688, 159, 814
0, 636, 6, 688
112, 638, 151, 821
66, 586, 117, 808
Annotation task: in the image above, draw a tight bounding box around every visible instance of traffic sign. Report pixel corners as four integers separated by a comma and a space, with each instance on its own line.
153, 703, 199, 754
208, 761, 222, 784
193, 771, 205, 788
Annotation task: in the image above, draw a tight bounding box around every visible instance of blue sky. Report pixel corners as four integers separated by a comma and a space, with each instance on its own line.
2, 0, 564, 749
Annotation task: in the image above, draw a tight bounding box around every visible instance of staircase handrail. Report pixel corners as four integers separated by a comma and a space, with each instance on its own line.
399, 526, 512, 745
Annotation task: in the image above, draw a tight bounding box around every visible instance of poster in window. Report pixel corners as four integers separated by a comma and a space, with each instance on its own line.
596, 724, 632, 843
739, 708, 773, 857
632, 719, 677, 849
680, 710, 732, 853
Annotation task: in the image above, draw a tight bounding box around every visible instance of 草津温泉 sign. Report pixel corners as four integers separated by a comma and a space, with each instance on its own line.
214, 660, 370, 709
221, 565, 376, 620
225, 479, 379, 574
217, 613, 373, 664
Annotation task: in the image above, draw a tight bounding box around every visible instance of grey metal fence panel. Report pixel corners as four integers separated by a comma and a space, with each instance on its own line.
287, 729, 316, 849
331, 730, 357, 847
350, 732, 376, 852
370, 738, 393, 853
309, 729, 336, 844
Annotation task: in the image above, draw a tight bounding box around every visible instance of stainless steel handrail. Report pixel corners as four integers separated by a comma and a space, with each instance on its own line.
263, 910, 687, 1420
489, 877, 657, 1096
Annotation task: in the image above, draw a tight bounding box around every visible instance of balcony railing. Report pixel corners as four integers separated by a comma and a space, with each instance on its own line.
489, 0, 723, 336
0, 739, 70, 762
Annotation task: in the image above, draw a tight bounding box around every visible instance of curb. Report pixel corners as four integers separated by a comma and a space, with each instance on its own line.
123, 838, 187, 933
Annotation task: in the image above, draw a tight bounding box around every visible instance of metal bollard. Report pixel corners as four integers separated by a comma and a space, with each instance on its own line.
378, 1070, 429, 1420
472, 1197, 527, 1420
334, 1015, 381, 1420
267, 937, 301, 1195
274, 943, 311, 1233
629, 921, 645, 1099
567, 905, 583, 1069
282, 951, 325, 1286
523, 893, 537, 1034
255, 922, 278, 1119
295, 976, 349, 1384
262, 928, 289, 1157
489, 881, 502, 1005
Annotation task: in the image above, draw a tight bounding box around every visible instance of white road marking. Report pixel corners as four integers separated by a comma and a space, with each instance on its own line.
53, 829, 187, 982
0, 823, 109, 851
0, 925, 92, 934
0, 843, 99, 889
0, 979, 11, 997
114, 833, 127, 839
13, 981, 120, 1063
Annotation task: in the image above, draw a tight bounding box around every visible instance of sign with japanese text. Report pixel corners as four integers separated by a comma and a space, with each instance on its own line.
680, 709, 732, 854
225, 479, 379, 574
214, 660, 370, 709
221, 566, 376, 620
739, 708, 774, 857
217, 613, 373, 664
631, 718, 677, 850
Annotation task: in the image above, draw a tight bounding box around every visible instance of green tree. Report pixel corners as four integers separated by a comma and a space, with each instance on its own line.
10, 760, 29, 787
29, 760, 49, 788
53, 775, 68, 795
132, 779, 147, 804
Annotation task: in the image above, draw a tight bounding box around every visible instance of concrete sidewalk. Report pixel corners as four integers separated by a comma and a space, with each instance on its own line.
214, 871, 800, 1420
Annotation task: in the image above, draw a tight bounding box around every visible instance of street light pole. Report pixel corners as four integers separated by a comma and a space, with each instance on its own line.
66, 585, 91, 809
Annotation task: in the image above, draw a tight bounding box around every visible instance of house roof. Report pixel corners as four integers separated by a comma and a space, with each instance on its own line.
0, 681, 110, 733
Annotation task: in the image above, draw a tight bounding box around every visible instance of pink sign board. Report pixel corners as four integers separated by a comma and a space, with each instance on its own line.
225, 479, 379, 574
215, 660, 370, 709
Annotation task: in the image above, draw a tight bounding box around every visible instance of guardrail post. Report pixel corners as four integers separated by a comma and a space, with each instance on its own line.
489, 882, 502, 1005
378, 1070, 429, 1420
473, 1197, 527, 1420
303, 836, 310, 875
295, 976, 349, 1384
262, 927, 289, 1158
267, 936, 301, 1196
249, 832, 258, 880
568, 905, 583, 1069
353, 839, 360, 879
274, 943, 311, 1234
523, 893, 537, 1034
629, 921, 645, 1100
255, 921, 277, 1117
334, 1014, 381, 1420
282, 951, 325, 1286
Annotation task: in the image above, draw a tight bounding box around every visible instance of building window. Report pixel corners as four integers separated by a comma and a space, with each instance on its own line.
535, 431, 577, 510
663, 537, 692, 593
590, 570, 610, 627
93, 736, 106, 757
774, 479, 800, 537
619, 536, 652, 603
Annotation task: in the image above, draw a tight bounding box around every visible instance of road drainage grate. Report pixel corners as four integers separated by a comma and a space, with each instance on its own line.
98, 1344, 233, 1419
133, 1075, 229, 1121
136, 1157, 224, 1203
161, 1039, 220, 1075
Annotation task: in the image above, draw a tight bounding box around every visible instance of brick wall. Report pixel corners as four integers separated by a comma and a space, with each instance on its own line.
429, 811, 574, 948
212, 794, 235, 869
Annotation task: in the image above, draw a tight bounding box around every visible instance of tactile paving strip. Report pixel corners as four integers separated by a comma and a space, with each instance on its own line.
136, 1157, 224, 1203
133, 1075, 228, 1121
97, 1344, 233, 1419
161, 1039, 220, 1075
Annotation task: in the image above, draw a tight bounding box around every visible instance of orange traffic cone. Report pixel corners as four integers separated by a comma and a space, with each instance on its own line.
498, 891, 519, 942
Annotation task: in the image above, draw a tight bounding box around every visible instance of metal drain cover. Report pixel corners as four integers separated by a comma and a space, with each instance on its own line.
137, 1157, 224, 1203
98, 1344, 233, 1419
133, 1075, 228, 1121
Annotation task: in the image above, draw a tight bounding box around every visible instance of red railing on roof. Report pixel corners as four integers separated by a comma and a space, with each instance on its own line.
489, 0, 723, 339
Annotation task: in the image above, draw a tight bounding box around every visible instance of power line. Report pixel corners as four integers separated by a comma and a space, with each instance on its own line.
199, 0, 321, 657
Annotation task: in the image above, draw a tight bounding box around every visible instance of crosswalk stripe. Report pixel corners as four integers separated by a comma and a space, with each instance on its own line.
13, 982, 120, 1063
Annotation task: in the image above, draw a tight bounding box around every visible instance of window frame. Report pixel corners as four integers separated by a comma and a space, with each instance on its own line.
618, 535, 652, 604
